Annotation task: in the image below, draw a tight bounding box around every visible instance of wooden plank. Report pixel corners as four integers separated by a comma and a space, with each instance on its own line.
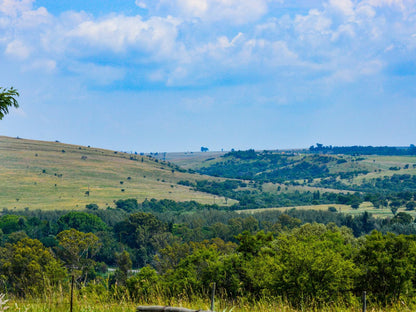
136, 306, 211, 312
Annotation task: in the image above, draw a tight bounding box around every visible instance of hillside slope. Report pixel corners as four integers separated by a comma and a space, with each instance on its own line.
0, 136, 231, 210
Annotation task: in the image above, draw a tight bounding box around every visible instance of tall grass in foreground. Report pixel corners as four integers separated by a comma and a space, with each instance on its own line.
2, 280, 416, 312
2, 289, 416, 312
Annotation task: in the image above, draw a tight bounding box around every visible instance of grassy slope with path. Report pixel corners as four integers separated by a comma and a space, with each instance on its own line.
0, 136, 234, 210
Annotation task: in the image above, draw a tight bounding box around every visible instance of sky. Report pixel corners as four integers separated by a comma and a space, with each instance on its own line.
0, 0, 415, 152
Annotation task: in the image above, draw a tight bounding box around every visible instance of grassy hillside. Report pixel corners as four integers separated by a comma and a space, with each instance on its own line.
178, 149, 416, 190
237, 201, 412, 218
0, 136, 233, 210
151, 150, 227, 169
160, 149, 416, 215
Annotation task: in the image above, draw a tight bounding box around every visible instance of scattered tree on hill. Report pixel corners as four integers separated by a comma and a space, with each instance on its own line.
391, 212, 413, 224
0, 87, 19, 120
390, 201, 401, 215
85, 203, 99, 210
406, 201, 416, 211
115, 198, 139, 212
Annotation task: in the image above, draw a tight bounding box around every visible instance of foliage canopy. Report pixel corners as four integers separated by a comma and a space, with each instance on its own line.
0, 87, 19, 120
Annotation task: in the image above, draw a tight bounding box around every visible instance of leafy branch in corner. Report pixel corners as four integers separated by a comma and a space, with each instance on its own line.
0, 87, 19, 120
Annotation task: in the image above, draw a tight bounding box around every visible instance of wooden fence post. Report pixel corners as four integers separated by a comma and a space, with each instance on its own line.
362, 291, 366, 312
70, 274, 74, 312
211, 282, 216, 312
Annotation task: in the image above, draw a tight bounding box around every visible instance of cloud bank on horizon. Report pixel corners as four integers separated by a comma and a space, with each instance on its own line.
0, 0, 415, 152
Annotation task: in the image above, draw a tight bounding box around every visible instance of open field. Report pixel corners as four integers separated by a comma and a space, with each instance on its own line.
261, 182, 352, 194
0, 136, 235, 210
151, 151, 227, 169
238, 201, 416, 218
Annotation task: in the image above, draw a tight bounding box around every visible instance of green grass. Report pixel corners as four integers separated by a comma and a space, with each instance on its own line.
238, 201, 416, 218
3, 291, 415, 312
153, 151, 227, 170
0, 136, 235, 211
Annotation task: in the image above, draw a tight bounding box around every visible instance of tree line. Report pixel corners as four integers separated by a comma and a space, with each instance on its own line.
309, 143, 416, 155
3, 200, 416, 307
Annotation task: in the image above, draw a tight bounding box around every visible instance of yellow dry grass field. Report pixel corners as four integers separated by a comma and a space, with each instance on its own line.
0, 136, 233, 211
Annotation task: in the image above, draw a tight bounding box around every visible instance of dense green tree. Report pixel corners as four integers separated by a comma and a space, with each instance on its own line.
162, 241, 223, 295
115, 198, 139, 212
406, 201, 416, 211
236, 230, 273, 258
392, 212, 413, 225
0, 238, 66, 296
6, 231, 29, 244
56, 229, 101, 282
94, 231, 123, 266
0, 215, 27, 234
127, 266, 161, 301
113, 250, 132, 286
114, 212, 171, 267
355, 231, 416, 303
0, 87, 19, 120
266, 224, 358, 306
57, 211, 107, 233
85, 203, 99, 210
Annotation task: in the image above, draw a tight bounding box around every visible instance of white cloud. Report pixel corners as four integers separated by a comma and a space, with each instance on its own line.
158, 0, 268, 24
294, 9, 332, 43
17, 6, 51, 28
5, 39, 30, 59
327, 0, 355, 16
355, 3, 376, 18
135, 1, 147, 9
0, 0, 415, 89
67, 15, 181, 58
147, 69, 166, 82
0, 0, 35, 17
359, 59, 384, 75
367, 0, 408, 8
331, 23, 356, 41
23, 58, 56, 72
236, 38, 298, 67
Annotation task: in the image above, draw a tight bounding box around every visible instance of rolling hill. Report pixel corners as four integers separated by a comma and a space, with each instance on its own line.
0, 136, 233, 210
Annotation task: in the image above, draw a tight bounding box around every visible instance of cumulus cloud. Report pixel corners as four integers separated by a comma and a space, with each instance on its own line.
157, 0, 268, 24
366, 0, 411, 9
0, 0, 50, 27
5, 39, 30, 59
135, 1, 147, 9
327, 0, 355, 16
0, 0, 415, 89
0, 0, 35, 17
67, 15, 181, 58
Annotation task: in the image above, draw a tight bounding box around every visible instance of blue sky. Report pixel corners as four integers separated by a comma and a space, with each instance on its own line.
0, 0, 415, 152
